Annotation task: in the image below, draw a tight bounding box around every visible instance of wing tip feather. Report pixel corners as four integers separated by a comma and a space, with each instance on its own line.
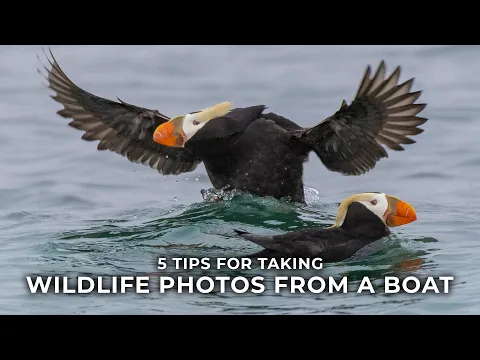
351, 61, 428, 152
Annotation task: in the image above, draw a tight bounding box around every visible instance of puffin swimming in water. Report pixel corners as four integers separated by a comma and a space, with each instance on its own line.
41, 50, 427, 204
234, 192, 417, 262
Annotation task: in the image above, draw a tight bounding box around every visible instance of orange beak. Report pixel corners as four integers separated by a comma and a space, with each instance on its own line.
153, 122, 183, 147
385, 197, 417, 227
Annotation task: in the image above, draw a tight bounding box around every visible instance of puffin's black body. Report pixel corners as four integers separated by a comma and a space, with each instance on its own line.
187, 107, 309, 202
42, 50, 428, 204
235, 202, 391, 262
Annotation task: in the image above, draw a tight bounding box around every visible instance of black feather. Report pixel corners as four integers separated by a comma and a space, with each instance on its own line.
39, 48, 201, 176
292, 60, 428, 176
236, 201, 391, 262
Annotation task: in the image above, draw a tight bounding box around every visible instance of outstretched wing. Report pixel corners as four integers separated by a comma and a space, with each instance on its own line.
294, 61, 428, 176
40, 49, 201, 176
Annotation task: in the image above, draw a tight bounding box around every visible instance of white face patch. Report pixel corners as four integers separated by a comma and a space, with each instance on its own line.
358, 193, 389, 224
182, 113, 208, 142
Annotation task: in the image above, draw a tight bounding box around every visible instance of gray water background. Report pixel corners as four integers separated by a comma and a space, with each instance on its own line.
0, 45, 478, 314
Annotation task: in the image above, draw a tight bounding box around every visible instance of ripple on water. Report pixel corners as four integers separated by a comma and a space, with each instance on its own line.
13, 187, 440, 314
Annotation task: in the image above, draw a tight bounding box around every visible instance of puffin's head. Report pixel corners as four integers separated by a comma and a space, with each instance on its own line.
153, 102, 232, 148
331, 192, 417, 228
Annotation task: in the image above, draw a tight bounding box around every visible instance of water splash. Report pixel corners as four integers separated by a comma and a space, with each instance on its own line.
200, 185, 238, 202
199, 185, 323, 205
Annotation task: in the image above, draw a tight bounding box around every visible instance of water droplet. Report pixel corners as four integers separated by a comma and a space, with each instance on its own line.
195, 177, 199, 181
174, 197, 178, 202
166, 155, 169, 159
245, 173, 249, 176
185, 177, 189, 180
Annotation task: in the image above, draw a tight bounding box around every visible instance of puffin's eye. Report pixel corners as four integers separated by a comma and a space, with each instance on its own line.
192, 120, 200, 126
370, 199, 377, 205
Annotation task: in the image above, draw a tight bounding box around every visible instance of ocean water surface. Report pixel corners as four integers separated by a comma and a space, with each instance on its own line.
0, 45, 478, 314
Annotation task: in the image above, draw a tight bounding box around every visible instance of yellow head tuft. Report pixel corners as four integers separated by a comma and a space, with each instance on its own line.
195, 102, 232, 123
327, 193, 381, 228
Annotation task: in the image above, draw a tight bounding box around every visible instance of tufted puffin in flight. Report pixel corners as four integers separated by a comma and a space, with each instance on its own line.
41, 50, 427, 204
234, 192, 417, 262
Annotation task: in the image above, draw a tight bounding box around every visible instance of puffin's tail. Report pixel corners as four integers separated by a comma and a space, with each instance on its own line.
233, 229, 277, 250
233, 229, 250, 236
291, 60, 428, 176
